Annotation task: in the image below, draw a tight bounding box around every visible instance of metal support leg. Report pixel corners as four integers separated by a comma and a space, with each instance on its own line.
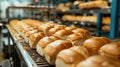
96, 13, 103, 36
109, 0, 120, 38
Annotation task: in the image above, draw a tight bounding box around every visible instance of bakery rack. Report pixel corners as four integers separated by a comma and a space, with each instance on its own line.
6, 24, 55, 67
54, 0, 120, 38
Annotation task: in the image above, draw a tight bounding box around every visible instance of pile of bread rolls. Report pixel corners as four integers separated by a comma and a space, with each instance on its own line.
79, 1, 109, 9
62, 15, 110, 24
10, 19, 120, 67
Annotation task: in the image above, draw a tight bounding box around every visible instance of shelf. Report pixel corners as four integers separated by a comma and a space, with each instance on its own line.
56, 8, 110, 14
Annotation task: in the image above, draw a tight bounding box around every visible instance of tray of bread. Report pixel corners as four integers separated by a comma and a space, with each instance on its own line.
7, 19, 120, 67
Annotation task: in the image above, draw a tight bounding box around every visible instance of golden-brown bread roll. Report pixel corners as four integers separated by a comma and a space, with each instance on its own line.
56, 46, 89, 67
67, 33, 89, 46
24, 30, 38, 42
44, 40, 72, 65
65, 26, 77, 31
53, 29, 72, 40
99, 42, 120, 59
79, 1, 108, 9
72, 28, 91, 38
76, 55, 120, 67
56, 3, 70, 12
102, 25, 110, 32
38, 23, 55, 35
103, 17, 110, 25
83, 37, 112, 55
29, 32, 44, 49
47, 25, 66, 36
36, 36, 59, 56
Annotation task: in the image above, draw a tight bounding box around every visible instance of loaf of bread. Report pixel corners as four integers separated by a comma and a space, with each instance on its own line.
38, 23, 55, 35
53, 29, 72, 40
47, 25, 66, 36
79, 1, 108, 9
102, 25, 110, 32
56, 3, 70, 12
56, 46, 89, 67
67, 33, 90, 46
29, 32, 44, 49
83, 37, 112, 55
36, 36, 59, 56
103, 17, 110, 25
76, 55, 120, 67
65, 26, 77, 31
99, 42, 120, 59
44, 40, 72, 65
72, 28, 91, 38
24, 30, 38, 43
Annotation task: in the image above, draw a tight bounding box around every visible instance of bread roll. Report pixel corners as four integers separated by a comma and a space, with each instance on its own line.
99, 42, 120, 59
38, 23, 55, 35
53, 29, 72, 40
29, 32, 44, 49
56, 46, 89, 67
79, 1, 108, 9
72, 28, 91, 38
67, 33, 89, 46
36, 36, 59, 56
102, 25, 110, 32
44, 40, 72, 65
76, 55, 120, 67
103, 17, 110, 25
83, 37, 112, 55
47, 25, 66, 36
24, 30, 38, 43
65, 26, 77, 31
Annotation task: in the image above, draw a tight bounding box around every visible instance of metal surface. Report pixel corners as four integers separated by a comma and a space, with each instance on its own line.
109, 0, 120, 38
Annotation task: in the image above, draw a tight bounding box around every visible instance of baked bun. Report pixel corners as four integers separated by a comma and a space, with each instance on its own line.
24, 30, 38, 42
72, 28, 91, 38
36, 36, 59, 56
56, 46, 89, 67
29, 32, 44, 49
65, 26, 77, 31
38, 23, 55, 35
53, 29, 72, 40
76, 55, 120, 67
83, 37, 112, 55
44, 40, 72, 65
47, 25, 66, 36
102, 25, 110, 32
99, 42, 120, 59
67, 33, 89, 46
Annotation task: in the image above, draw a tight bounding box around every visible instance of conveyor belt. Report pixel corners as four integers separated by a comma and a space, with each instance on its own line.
20, 42, 55, 67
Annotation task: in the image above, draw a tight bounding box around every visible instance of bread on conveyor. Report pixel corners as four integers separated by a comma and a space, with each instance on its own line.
47, 25, 66, 36
53, 29, 72, 40
24, 30, 38, 43
56, 46, 89, 67
67, 33, 90, 46
83, 37, 112, 55
44, 40, 72, 65
38, 23, 56, 35
99, 42, 120, 59
76, 55, 120, 67
65, 26, 77, 31
29, 32, 44, 49
36, 36, 59, 56
72, 28, 91, 38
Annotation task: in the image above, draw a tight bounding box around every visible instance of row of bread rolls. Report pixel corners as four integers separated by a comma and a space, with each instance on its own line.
79, 1, 109, 9
10, 19, 120, 67
56, 37, 120, 67
10, 19, 91, 49
62, 15, 110, 25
